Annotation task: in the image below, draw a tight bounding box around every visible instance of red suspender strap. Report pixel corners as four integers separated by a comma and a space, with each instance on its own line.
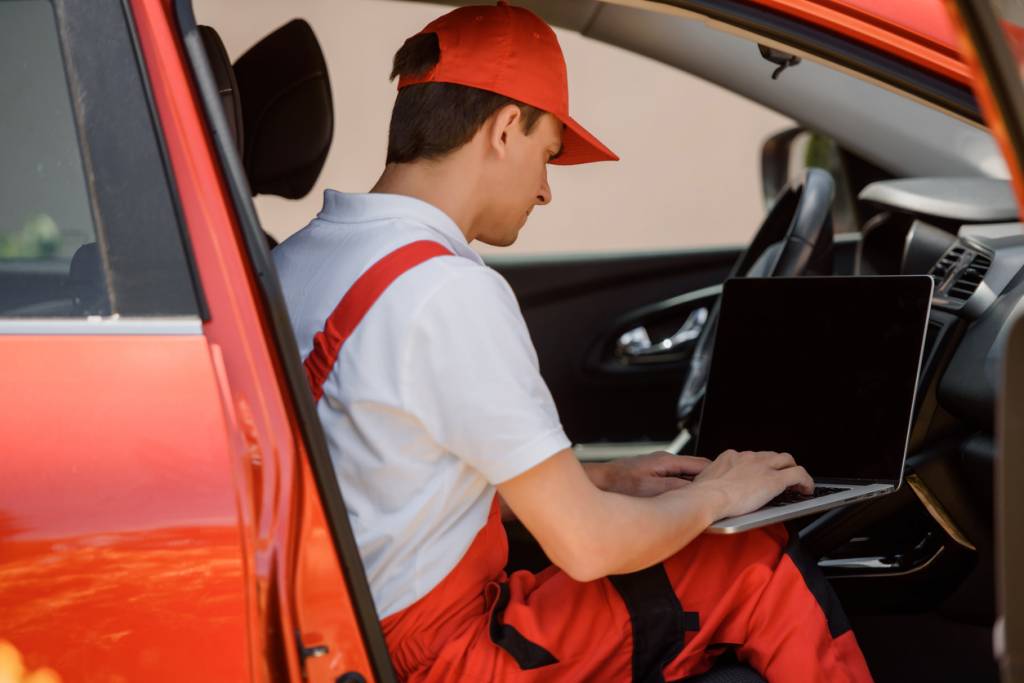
303, 240, 454, 401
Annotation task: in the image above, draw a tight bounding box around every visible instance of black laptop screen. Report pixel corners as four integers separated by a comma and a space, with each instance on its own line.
694, 276, 933, 484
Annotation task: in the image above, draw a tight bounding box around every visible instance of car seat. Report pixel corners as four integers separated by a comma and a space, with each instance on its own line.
198, 20, 333, 247
67, 241, 109, 316
232, 19, 333, 202
684, 652, 766, 682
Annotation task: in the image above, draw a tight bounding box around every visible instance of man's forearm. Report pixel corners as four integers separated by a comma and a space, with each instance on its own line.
499, 450, 728, 582
502, 459, 684, 522
499, 463, 610, 520
571, 482, 727, 577
499, 463, 610, 521
582, 461, 611, 490
502, 449, 812, 582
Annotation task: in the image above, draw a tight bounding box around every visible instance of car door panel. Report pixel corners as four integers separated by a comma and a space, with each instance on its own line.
492, 235, 860, 445
490, 248, 739, 443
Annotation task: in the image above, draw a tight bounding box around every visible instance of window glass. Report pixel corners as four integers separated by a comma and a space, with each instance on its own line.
195, 0, 796, 257
0, 0, 109, 316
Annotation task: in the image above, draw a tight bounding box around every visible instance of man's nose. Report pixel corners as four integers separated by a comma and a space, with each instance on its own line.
536, 176, 552, 205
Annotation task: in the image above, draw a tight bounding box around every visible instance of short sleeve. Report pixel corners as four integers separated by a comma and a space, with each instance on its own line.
399, 266, 571, 483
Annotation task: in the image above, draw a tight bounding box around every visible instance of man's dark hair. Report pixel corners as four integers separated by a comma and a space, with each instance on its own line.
386, 33, 546, 164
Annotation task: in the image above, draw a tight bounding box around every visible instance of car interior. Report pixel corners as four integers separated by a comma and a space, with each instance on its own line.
171, 1, 1024, 680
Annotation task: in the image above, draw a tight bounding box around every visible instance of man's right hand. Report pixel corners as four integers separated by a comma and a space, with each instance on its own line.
691, 449, 814, 520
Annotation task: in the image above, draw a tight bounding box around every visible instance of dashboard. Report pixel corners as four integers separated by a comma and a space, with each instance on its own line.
857, 177, 1024, 436
779, 176, 1022, 602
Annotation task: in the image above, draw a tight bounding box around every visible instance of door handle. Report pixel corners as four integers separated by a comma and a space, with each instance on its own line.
616, 307, 708, 362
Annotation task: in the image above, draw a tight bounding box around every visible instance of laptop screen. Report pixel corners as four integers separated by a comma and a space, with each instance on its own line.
695, 276, 933, 484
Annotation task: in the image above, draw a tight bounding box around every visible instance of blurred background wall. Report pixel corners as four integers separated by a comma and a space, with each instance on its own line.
195, 0, 794, 255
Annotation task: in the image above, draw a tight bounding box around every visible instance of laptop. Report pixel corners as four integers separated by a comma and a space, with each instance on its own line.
697, 275, 934, 534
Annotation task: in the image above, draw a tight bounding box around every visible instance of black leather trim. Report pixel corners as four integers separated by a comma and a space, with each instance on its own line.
488, 583, 559, 670
610, 565, 701, 683
197, 25, 243, 154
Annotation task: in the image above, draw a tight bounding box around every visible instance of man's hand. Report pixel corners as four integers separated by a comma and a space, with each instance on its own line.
498, 449, 724, 580
586, 452, 710, 497
691, 449, 814, 520
497, 448, 812, 580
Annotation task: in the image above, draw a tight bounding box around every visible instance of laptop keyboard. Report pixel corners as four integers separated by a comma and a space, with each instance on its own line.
765, 485, 848, 508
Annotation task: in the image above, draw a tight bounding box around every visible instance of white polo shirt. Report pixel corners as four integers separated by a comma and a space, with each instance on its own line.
273, 190, 571, 618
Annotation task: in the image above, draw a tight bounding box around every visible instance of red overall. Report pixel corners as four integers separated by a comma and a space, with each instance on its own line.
305, 241, 875, 682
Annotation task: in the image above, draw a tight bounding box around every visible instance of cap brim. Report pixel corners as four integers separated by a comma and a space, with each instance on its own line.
550, 115, 619, 165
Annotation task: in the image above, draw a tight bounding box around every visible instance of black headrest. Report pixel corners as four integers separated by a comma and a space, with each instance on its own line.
233, 19, 333, 199
198, 25, 244, 154
68, 242, 110, 316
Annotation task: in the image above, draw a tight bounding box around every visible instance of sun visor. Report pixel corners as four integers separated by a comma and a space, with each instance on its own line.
233, 19, 333, 199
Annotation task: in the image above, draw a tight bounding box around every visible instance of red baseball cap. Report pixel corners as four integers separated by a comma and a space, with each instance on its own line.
396, 1, 619, 165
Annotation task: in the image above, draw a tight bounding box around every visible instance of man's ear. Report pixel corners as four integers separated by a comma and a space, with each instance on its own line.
487, 104, 523, 161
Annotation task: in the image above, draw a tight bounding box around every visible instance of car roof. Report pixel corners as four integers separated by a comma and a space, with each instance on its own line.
405, 0, 969, 84
397, 0, 1004, 179
746, 0, 968, 84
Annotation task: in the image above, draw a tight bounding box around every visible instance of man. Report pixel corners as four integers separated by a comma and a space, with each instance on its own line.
274, 2, 873, 681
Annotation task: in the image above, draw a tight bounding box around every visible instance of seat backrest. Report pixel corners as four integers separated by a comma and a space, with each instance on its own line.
232, 19, 334, 200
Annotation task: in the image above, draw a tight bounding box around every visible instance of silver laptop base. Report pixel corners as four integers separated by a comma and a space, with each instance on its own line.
706, 483, 893, 534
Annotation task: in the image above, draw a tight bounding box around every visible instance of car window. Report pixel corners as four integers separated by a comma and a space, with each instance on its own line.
0, 0, 204, 322
194, 0, 796, 257
0, 0, 109, 316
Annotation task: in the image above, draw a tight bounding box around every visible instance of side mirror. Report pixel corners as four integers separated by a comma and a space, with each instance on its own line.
761, 128, 860, 233
761, 126, 804, 209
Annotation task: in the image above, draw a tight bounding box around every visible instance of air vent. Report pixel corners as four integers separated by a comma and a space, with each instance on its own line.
931, 246, 964, 281
948, 254, 991, 300
929, 242, 992, 305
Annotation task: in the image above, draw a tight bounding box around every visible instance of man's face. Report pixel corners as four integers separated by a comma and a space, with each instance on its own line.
476, 111, 562, 247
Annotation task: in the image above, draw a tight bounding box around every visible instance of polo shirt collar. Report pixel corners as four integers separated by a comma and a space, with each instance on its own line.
319, 190, 483, 264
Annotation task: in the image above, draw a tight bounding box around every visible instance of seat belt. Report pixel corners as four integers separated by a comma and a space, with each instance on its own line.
303, 239, 453, 400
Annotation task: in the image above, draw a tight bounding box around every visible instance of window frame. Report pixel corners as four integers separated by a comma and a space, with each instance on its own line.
172, 1, 398, 680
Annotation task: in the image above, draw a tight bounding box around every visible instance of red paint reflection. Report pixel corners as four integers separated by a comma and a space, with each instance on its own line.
0, 525, 248, 683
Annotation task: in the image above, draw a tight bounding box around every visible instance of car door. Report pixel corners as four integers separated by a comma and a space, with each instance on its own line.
941, 1, 1024, 679
150, 1, 398, 681
0, 2, 388, 682
0, 1, 252, 680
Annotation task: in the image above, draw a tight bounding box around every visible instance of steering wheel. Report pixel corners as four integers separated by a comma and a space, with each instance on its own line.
676, 167, 836, 425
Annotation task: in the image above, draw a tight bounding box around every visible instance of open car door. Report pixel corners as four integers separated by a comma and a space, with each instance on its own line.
998, 290, 1024, 682
943, 2, 1024, 680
